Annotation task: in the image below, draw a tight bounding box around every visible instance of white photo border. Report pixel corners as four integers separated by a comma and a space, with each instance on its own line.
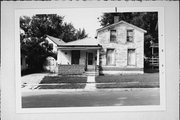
15, 7, 165, 113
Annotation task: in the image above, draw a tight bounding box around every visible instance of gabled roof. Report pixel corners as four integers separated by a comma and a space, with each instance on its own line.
96, 20, 147, 33
46, 35, 65, 45
59, 37, 101, 47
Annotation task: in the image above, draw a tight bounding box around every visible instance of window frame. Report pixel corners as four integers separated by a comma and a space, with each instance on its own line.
127, 49, 136, 66
71, 50, 80, 65
110, 29, 117, 43
127, 29, 134, 43
106, 48, 116, 66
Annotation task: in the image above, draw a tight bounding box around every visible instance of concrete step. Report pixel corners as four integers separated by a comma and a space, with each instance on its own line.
85, 71, 99, 76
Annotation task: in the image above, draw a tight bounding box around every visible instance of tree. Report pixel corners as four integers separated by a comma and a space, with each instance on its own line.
20, 14, 88, 72
75, 28, 88, 40
98, 12, 158, 57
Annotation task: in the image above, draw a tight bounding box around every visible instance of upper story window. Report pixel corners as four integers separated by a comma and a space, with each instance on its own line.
127, 29, 134, 42
110, 30, 116, 42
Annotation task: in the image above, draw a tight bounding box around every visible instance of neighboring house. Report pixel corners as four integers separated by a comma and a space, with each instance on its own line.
56, 19, 147, 75
148, 22, 159, 69
149, 42, 159, 69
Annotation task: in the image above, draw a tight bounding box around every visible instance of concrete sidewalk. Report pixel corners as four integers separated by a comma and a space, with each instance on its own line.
21, 85, 158, 92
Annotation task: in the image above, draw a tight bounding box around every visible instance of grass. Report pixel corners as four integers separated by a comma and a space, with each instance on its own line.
36, 73, 159, 89
96, 82, 159, 89
96, 73, 159, 83
36, 83, 86, 89
40, 76, 87, 84
37, 76, 87, 89
96, 73, 159, 88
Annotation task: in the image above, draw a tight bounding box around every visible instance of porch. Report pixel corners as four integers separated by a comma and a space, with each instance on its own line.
58, 64, 99, 76
149, 43, 159, 69
57, 37, 101, 76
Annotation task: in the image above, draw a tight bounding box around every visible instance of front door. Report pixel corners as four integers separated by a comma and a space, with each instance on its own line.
71, 50, 80, 64
86, 52, 95, 71
88, 53, 93, 65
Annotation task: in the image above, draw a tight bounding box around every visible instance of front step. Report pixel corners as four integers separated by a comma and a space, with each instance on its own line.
85, 71, 99, 76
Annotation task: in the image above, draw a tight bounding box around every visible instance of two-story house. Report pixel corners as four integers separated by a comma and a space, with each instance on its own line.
56, 19, 146, 75
96, 20, 147, 74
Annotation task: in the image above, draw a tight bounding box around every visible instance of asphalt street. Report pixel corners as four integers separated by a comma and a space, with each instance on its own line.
22, 88, 160, 108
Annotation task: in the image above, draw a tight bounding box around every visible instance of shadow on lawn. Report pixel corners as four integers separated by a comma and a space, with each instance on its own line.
37, 76, 87, 89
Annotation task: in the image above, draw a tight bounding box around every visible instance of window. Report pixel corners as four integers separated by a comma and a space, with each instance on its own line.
49, 43, 53, 50
127, 49, 136, 66
106, 49, 115, 66
127, 29, 134, 42
71, 50, 80, 64
110, 30, 116, 42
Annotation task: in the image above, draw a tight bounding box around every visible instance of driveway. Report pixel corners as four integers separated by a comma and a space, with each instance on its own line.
22, 88, 160, 108
21, 73, 51, 85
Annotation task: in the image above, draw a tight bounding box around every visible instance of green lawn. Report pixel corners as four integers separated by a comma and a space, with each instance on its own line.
40, 76, 87, 83
37, 76, 87, 89
36, 73, 159, 89
96, 73, 159, 88
36, 84, 86, 89
96, 73, 159, 83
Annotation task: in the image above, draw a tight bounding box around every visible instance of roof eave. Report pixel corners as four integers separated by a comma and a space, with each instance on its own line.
58, 45, 102, 47
96, 20, 147, 33
46, 35, 65, 45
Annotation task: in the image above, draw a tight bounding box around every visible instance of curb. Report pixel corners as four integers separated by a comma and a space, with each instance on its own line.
22, 87, 159, 93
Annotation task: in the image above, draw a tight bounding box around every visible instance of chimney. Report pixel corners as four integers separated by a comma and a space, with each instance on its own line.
114, 16, 119, 23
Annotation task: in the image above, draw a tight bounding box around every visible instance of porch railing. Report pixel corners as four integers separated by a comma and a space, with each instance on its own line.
148, 57, 159, 67
58, 65, 85, 75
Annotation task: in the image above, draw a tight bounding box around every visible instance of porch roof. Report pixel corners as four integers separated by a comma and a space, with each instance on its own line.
58, 37, 102, 50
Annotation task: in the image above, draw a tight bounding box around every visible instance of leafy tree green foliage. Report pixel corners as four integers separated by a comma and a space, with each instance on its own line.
99, 12, 158, 57
20, 14, 88, 72
76, 28, 88, 40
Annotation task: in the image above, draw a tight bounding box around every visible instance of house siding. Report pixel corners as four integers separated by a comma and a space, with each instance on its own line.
57, 50, 71, 65
97, 23, 144, 73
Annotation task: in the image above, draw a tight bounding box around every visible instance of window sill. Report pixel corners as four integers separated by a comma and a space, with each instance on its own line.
106, 65, 116, 67
126, 41, 134, 43
127, 65, 137, 68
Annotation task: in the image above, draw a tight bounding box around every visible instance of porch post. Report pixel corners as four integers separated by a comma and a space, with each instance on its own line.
96, 49, 100, 76
97, 49, 100, 66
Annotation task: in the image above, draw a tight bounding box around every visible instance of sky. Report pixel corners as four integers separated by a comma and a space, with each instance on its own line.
56, 8, 116, 37
21, 8, 117, 38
